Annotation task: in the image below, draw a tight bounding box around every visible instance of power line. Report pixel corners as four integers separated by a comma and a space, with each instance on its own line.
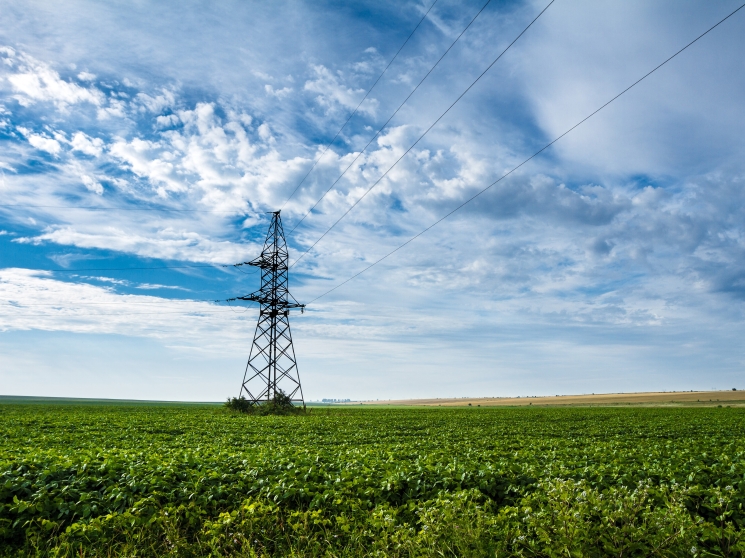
287, 0, 495, 234
279, 0, 439, 210
305, 2, 745, 305
2, 299, 223, 306
290, 0, 554, 269
0, 308, 255, 317
0, 203, 249, 214
225, 298, 254, 314
1, 298, 261, 308
11, 264, 258, 273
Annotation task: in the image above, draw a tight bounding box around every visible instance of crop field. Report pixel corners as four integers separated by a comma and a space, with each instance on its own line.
375, 390, 745, 407
1, 404, 744, 557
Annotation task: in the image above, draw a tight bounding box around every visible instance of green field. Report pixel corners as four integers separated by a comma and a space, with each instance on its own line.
1, 404, 744, 556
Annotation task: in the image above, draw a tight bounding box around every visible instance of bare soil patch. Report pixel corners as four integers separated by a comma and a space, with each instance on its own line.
362, 390, 744, 407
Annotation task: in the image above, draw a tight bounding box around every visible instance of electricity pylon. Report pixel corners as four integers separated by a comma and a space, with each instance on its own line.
230, 211, 305, 406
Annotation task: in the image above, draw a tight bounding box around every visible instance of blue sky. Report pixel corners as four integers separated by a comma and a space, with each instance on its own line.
1, 0, 744, 401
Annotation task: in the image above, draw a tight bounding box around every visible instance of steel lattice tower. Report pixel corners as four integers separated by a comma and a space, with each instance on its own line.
234, 211, 305, 406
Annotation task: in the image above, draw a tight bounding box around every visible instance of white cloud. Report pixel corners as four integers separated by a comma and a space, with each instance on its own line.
85, 276, 130, 286
17, 127, 62, 155
304, 64, 378, 116
135, 283, 190, 291
136, 89, 176, 113
1, 48, 104, 109
14, 226, 252, 264
29, 135, 62, 155
257, 122, 272, 142
264, 84, 292, 98
81, 174, 103, 195
71, 131, 104, 156
513, 1, 745, 177
77, 71, 96, 81
109, 137, 182, 195
77, 276, 189, 291
155, 114, 180, 128
253, 70, 272, 81
0, 268, 251, 348
96, 97, 127, 120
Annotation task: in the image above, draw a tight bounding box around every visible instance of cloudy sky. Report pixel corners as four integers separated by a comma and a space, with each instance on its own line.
1, 0, 744, 401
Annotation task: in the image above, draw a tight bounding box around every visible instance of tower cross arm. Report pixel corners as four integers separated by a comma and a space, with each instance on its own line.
249, 256, 285, 269
234, 257, 286, 270
235, 293, 305, 311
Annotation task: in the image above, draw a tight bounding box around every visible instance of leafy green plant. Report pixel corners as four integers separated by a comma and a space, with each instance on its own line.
1, 404, 744, 556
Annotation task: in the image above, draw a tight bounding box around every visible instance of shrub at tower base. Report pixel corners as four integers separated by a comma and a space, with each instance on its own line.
224, 390, 305, 416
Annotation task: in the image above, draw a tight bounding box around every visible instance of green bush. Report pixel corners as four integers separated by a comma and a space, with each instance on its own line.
224, 390, 305, 416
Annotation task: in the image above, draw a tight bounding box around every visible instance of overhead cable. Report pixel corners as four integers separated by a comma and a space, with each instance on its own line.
279, 0, 439, 210
306, 2, 745, 304
2, 299, 225, 306
289, 0, 554, 269
287, 0, 495, 234
0, 203, 249, 214
13, 264, 257, 273
1, 298, 261, 309
0, 308, 255, 318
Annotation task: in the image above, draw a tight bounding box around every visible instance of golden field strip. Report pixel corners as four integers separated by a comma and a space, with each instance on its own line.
360, 390, 744, 407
